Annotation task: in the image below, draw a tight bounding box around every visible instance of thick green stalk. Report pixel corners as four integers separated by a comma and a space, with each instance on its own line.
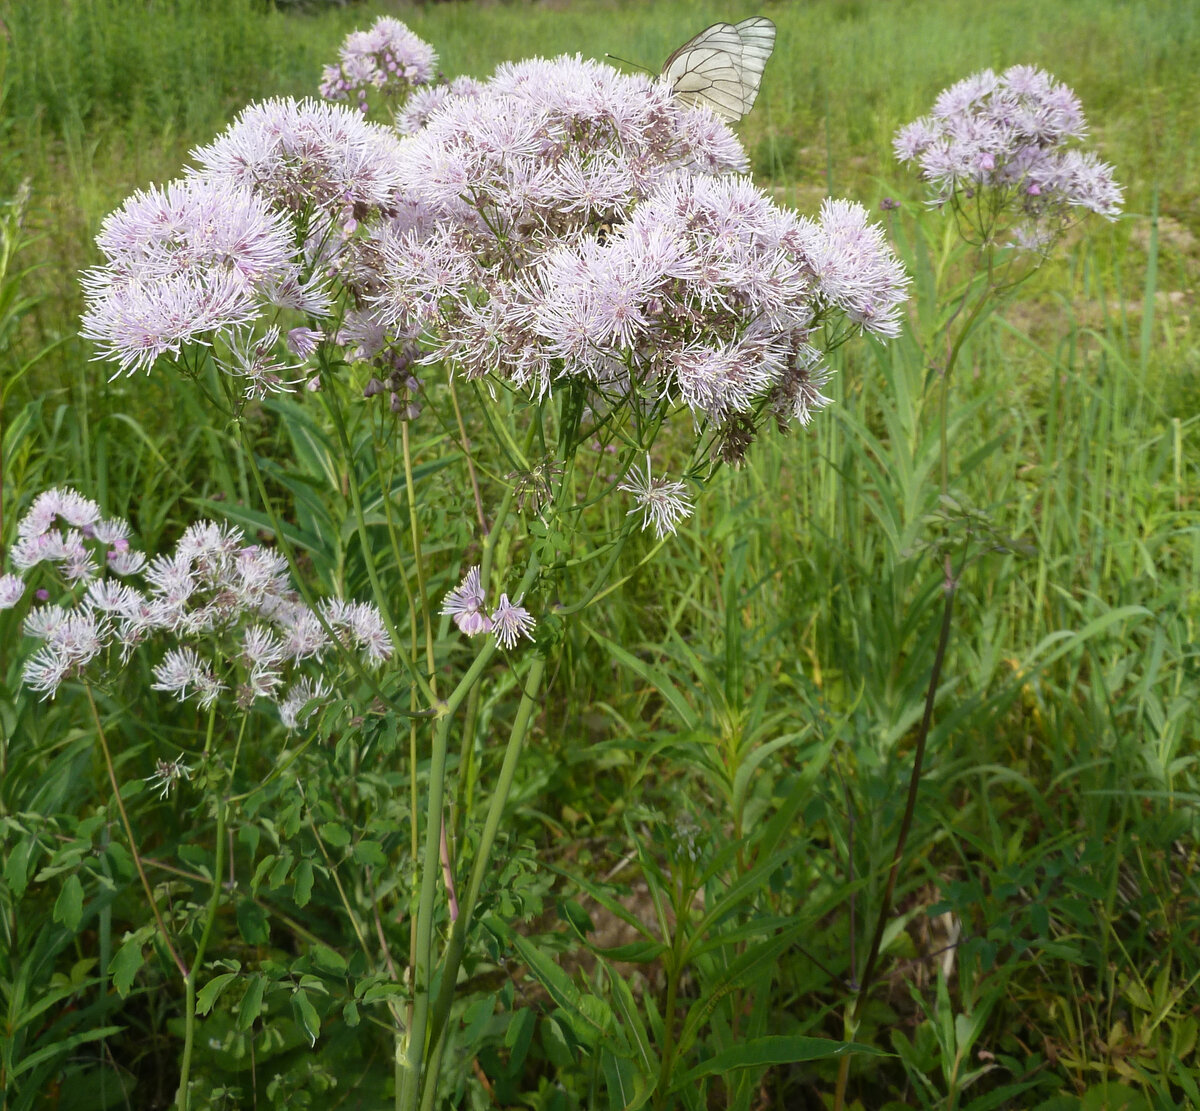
401, 555, 541, 1111
399, 640, 500, 1110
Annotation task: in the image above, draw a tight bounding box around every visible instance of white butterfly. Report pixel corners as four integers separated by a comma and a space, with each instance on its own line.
660, 16, 777, 123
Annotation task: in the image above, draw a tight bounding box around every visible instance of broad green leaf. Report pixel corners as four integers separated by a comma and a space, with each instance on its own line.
109, 935, 145, 998
236, 898, 269, 945
4, 835, 35, 897
352, 840, 387, 868
294, 989, 321, 1047
54, 873, 84, 931
237, 974, 266, 1031
320, 822, 350, 848
196, 972, 239, 1016
505, 1008, 536, 1073
312, 945, 347, 976
293, 859, 314, 907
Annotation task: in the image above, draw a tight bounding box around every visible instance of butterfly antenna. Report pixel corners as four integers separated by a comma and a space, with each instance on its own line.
604, 52, 655, 76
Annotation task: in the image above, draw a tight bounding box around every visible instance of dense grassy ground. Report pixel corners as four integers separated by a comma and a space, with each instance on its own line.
1, 1, 1198, 1109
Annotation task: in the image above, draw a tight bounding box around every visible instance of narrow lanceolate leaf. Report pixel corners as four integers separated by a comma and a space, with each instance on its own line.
679, 1036, 888, 1085
486, 917, 611, 1038
13, 1027, 124, 1078
583, 626, 699, 731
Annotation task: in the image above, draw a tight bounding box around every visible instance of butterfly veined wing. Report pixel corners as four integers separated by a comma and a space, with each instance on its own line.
661, 16, 776, 123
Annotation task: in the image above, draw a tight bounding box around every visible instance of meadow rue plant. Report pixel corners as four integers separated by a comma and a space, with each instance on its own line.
894, 65, 1123, 252
319, 15, 439, 111
4, 487, 390, 722
55, 16, 924, 1111
829, 67, 1124, 1111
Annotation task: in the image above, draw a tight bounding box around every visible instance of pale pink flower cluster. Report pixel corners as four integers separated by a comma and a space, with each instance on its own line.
81, 96, 410, 379
4, 488, 390, 729
397, 76, 485, 136
441, 567, 535, 650
79, 177, 327, 375
894, 65, 1123, 248
366, 59, 906, 441
191, 97, 406, 225
371, 54, 750, 377
528, 177, 908, 423
319, 17, 438, 112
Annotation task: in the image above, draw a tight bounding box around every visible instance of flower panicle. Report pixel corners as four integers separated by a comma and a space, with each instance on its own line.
3, 488, 389, 724
894, 64, 1123, 250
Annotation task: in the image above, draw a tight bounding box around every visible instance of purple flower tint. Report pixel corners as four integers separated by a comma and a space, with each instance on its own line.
18, 488, 102, 539
287, 326, 324, 358
0, 574, 25, 610
80, 176, 324, 376
397, 76, 485, 135
894, 64, 1122, 245
519, 173, 906, 425
145, 755, 194, 799
320, 17, 437, 105
441, 566, 492, 636
191, 97, 406, 222
491, 594, 535, 650
279, 675, 332, 730
151, 646, 225, 709
219, 325, 306, 400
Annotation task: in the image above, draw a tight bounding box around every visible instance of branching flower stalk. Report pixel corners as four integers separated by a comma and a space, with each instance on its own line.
29, 15, 937, 1108
834, 65, 1123, 1109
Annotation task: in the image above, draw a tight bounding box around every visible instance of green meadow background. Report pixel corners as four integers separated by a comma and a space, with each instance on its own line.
1, 0, 1198, 1107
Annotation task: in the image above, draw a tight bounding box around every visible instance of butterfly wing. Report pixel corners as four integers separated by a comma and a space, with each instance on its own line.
661, 16, 776, 122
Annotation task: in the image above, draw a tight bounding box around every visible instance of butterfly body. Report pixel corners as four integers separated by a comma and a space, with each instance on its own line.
660, 16, 776, 122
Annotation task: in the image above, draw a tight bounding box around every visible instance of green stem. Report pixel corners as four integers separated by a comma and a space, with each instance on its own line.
654, 892, 690, 1108
832, 556, 959, 1111
176, 788, 229, 1111
401, 555, 541, 1111
424, 655, 547, 1068
400, 419, 438, 689
229, 386, 432, 712
85, 687, 187, 980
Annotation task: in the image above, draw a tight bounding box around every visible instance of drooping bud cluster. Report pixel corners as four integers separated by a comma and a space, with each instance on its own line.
1, 489, 390, 730
894, 65, 1122, 250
